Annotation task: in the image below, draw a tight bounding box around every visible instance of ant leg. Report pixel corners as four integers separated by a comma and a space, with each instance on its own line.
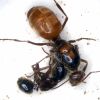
24, 55, 52, 78
49, 57, 52, 65
74, 45, 87, 71
33, 63, 50, 72
0, 38, 53, 46
25, 63, 40, 78
25, 65, 50, 78
68, 38, 96, 43
42, 47, 53, 65
54, 0, 68, 30
25, 48, 51, 78
31, 55, 52, 68
42, 47, 49, 55
82, 71, 100, 81
52, 79, 69, 89
31, 52, 54, 72
80, 59, 88, 72
74, 45, 79, 53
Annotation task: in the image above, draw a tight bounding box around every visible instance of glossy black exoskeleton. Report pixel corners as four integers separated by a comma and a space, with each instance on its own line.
52, 62, 67, 81
17, 77, 35, 93
51, 38, 80, 70
49, 38, 97, 87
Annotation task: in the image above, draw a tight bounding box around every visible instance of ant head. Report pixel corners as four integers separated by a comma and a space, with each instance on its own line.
69, 71, 85, 86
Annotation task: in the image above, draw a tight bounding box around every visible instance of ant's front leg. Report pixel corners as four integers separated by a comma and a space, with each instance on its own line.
54, 0, 68, 30
68, 38, 96, 43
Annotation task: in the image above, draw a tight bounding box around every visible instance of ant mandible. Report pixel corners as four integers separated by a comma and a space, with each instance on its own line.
0, 0, 100, 93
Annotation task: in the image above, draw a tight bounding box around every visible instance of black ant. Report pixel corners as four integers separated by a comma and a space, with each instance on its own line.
17, 50, 100, 93
17, 56, 68, 93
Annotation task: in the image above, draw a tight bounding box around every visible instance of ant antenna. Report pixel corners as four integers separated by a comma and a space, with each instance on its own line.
82, 71, 100, 81
0, 38, 53, 46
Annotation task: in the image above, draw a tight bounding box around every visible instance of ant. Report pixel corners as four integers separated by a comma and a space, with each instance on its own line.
0, 0, 100, 93
17, 51, 100, 93
17, 55, 68, 93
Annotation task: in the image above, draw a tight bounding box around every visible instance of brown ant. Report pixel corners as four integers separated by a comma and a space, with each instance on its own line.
0, 0, 99, 93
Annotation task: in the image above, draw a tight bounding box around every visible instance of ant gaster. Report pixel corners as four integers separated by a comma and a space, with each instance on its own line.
27, 0, 68, 40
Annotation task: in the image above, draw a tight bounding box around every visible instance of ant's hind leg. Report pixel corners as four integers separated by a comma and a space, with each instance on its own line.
68, 38, 96, 43
52, 79, 69, 89
54, 0, 68, 30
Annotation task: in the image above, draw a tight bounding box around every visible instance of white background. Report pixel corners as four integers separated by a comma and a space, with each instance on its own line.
0, 0, 100, 100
